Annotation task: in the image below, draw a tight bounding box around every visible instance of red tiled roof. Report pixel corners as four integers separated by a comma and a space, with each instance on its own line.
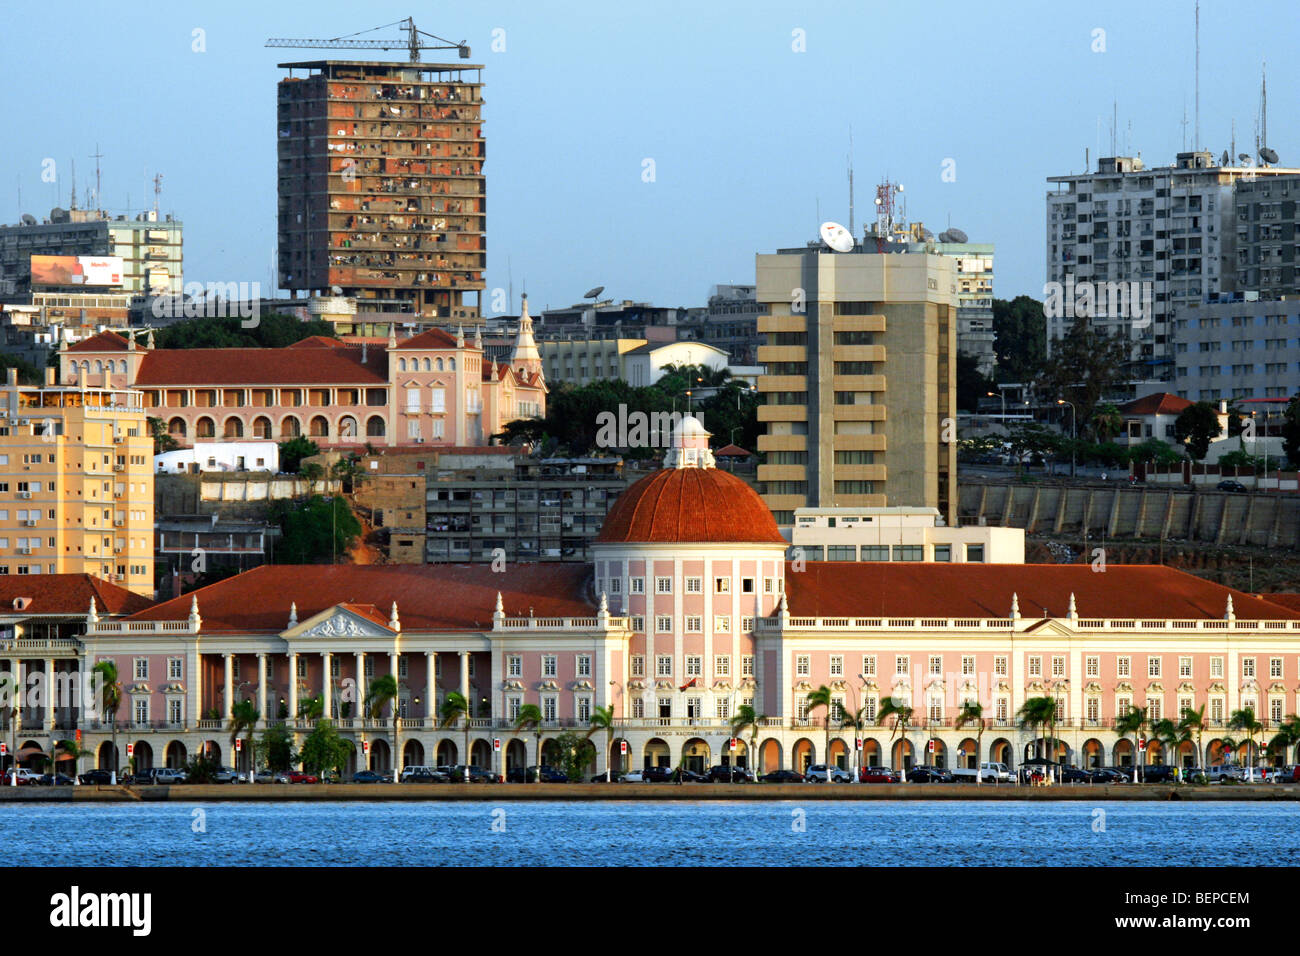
66, 331, 129, 353
286, 336, 350, 349
1120, 393, 1193, 416
784, 563, 1300, 620
0, 574, 154, 616
1259, 593, 1300, 612
715, 444, 751, 457
126, 564, 594, 632
134, 348, 388, 386
595, 467, 785, 545
394, 328, 460, 350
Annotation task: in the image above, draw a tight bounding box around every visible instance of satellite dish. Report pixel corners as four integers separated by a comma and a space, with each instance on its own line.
946, 228, 968, 244
1260, 147, 1279, 165
1220, 150, 1230, 166
330, 285, 343, 295
819, 221, 854, 253
937, 230, 953, 243
919, 228, 934, 240
583, 286, 605, 300
1238, 153, 1253, 165
20, 214, 35, 226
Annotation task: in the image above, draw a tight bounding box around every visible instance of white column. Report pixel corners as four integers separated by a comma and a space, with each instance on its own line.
257, 654, 267, 725
425, 652, 436, 724
287, 653, 298, 719
322, 652, 333, 718
459, 650, 470, 703
185, 650, 200, 728
44, 658, 55, 730
223, 653, 234, 720
390, 650, 401, 781
355, 652, 366, 722
14, 660, 24, 731
390, 650, 400, 711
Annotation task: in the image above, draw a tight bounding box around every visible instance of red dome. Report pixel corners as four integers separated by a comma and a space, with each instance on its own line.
596, 468, 786, 545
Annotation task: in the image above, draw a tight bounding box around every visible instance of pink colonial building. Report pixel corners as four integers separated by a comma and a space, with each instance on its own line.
56, 299, 547, 450
56, 418, 1300, 778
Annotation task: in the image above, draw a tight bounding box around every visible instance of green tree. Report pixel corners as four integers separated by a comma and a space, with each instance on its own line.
512, 703, 544, 783
839, 706, 868, 782
183, 749, 221, 784
147, 416, 179, 455
278, 437, 321, 475
1228, 707, 1262, 775
1282, 395, 1300, 467
271, 495, 360, 563
729, 703, 766, 779
153, 313, 338, 350
954, 701, 985, 782
805, 685, 836, 781
365, 673, 400, 782
586, 704, 616, 781
0, 352, 43, 386
1179, 704, 1206, 774
91, 660, 122, 782
1174, 402, 1223, 462
1017, 696, 1060, 782
298, 720, 354, 777
259, 722, 296, 772
1033, 317, 1129, 434
52, 738, 88, 781
228, 699, 260, 780
1127, 438, 1184, 466
956, 352, 995, 413
1268, 715, 1300, 770
550, 731, 596, 782
992, 296, 1047, 383
878, 698, 913, 782
1152, 717, 1188, 776
1115, 706, 1148, 783
439, 691, 473, 783
298, 694, 324, 721
1090, 403, 1124, 443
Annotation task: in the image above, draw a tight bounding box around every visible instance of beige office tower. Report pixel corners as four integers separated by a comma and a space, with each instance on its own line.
0, 369, 154, 596
755, 248, 957, 526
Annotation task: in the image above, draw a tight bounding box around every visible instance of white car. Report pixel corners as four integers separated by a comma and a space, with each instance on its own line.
621, 770, 647, 783
804, 764, 853, 783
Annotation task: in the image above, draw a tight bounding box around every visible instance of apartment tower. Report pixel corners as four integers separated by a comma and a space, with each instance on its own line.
276, 59, 485, 320
755, 247, 958, 526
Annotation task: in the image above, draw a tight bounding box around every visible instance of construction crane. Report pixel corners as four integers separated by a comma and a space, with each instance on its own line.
266, 16, 470, 63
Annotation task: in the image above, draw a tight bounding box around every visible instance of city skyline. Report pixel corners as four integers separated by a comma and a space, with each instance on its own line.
1, 0, 1296, 314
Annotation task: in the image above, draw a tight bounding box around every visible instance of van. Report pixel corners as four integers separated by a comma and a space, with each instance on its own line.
399, 765, 437, 781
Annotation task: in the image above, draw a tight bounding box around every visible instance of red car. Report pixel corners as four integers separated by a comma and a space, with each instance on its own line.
859, 767, 898, 784
276, 770, 319, 784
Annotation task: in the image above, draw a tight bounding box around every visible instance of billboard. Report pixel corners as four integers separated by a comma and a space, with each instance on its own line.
30, 255, 124, 288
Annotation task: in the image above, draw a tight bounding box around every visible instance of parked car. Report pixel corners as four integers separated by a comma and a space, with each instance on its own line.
859, 766, 898, 784
253, 768, 278, 784
37, 773, 75, 786
804, 764, 854, 783
1203, 765, 1238, 783
951, 762, 1010, 784
1140, 764, 1178, 784
620, 769, 648, 783
78, 769, 114, 785
156, 767, 187, 785
905, 766, 953, 783
590, 771, 626, 783
1217, 480, 1247, 492
1235, 766, 1267, 784
400, 765, 438, 782
211, 767, 247, 784
451, 765, 499, 784
761, 769, 805, 784
1059, 766, 1092, 784
275, 770, 319, 784
352, 770, 390, 784
401, 768, 447, 784
1268, 765, 1300, 783
640, 766, 674, 783
4, 768, 44, 786
706, 765, 753, 783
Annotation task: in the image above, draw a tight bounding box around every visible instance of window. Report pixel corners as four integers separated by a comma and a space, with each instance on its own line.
656, 656, 673, 677
685, 616, 702, 633
508, 697, 521, 722
966, 544, 985, 562
543, 697, 557, 722
742, 655, 754, 677
715, 698, 730, 720
715, 656, 730, 676
508, 656, 522, 678
577, 696, 591, 722
1211, 657, 1224, 678
1147, 656, 1162, 678
934, 544, 952, 562
1179, 657, 1192, 678
741, 577, 755, 594
631, 656, 644, 677
655, 615, 672, 633
714, 615, 731, 633
608, 577, 621, 595
167, 658, 182, 681
1086, 697, 1100, 723
542, 656, 556, 677
630, 577, 645, 594
134, 658, 148, 680
892, 545, 923, 562
1028, 656, 1042, 677
655, 576, 672, 594
741, 616, 754, 632
828, 545, 856, 561
961, 655, 975, 676
928, 655, 942, 676
297, 657, 307, 679
685, 577, 702, 594
1270, 658, 1283, 679
895, 656, 909, 676
632, 698, 645, 719
1211, 697, 1224, 723
1271, 698, 1284, 723
133, 698, 149, 724
796, 698, 810, 720
796, 655, 810, 677
631, 616, 645, 633
1052, 656, 1065, 677
167, 699, 182, 724
1086, 656, 1099, 677
994, 656, 1007, 677
863, 655, 876, 677
686, 656, 702, 676
1243, 658, 1256, 678
830, 655, 844, 677
714, 577, 730, 594
1117, 656, 1131, 678
577, 655, 591, 677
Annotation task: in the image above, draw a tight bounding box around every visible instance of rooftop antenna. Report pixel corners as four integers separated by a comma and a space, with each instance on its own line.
847, 126, 855, 238
1259, 61, 1268, 163
90, 144, 103, 214
152, 173, 163, 215
70, 158, 77, 211
1194, 0, 1200, 151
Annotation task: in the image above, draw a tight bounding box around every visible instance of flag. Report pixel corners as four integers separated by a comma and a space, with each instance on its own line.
678, 678, 697, 692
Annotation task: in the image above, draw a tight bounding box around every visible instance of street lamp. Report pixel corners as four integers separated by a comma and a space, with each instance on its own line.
1056, 399, 1077, 478
987, 389, 1006, 420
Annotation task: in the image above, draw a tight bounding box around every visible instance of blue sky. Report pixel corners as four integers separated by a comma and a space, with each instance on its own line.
2, 0, 1293, 312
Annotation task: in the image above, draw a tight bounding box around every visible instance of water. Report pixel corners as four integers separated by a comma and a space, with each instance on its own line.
4, 801, 1297, 866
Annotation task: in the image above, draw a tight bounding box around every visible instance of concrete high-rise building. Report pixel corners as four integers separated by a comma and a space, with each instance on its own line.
276, 59, 485, 320
754, 247, 958, 526
1046, 152, 1300, 380
0, 368, 154, 596
1233, 174, 1300, 296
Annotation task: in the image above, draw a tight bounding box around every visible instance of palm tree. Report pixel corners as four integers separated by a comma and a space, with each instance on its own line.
228, 699, 260, 780
805, 685, 835, 782
91, 661, 122, 783
1151, 717, 1187, 779
299, 694, 324, 721
839, 706, 869, 783
439, 691, 473, 783
954, 701, 985, 784
1017, 696, 1059, 783
878, 698, 913, 783
366, 673, 400, 782
1229, 707, 1262, 776
1179, 704, 1206, 773
1091, 402, 1123, 443
1269, 714, 1300, 771
729, 704, 766, 779
586, 705, 615, 781
1114, 706, 1148, 783
512, 703, 544, 782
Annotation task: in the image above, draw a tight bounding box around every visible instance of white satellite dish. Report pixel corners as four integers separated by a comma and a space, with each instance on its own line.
819, 221, 854, 253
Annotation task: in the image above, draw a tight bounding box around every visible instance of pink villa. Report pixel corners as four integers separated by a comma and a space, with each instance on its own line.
9, 418, 1300, 779
56, 298, 547, 450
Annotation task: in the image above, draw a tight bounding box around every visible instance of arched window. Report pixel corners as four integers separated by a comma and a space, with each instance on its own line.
435, 358, 443, 371
448, 358, 456, 371
280, 416, 301, 438
398, 358, 407, 372
252, 416, 272, 439
423, 358, 432, 372
365, 415, 386, 437
195, 417, 216, 439
223, 417, 244, 439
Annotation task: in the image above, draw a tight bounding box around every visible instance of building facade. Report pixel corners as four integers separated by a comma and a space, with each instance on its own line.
1173, 296, 1300, 401
276, 60, 485, 319
57, 312, 545, 450
788, 506, 1024, 563
755, 248, 958, 525
14, 417, 1300, 779
1233, 174, 1299, 296
0, 370, 154, 595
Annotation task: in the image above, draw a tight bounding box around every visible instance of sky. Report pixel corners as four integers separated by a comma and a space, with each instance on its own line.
2, 0, 1295, 314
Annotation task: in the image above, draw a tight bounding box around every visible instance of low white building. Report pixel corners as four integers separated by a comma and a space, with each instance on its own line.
787, 506, 1024, 563
156, 441, 279, 474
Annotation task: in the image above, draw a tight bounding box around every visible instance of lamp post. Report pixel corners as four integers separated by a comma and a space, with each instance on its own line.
1057, 399, 1076, 478
987, 389, 1006, 420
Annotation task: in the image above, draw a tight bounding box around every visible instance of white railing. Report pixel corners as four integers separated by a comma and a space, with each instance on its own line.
764, 616, 1300, 633
496, 616, 628, 631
